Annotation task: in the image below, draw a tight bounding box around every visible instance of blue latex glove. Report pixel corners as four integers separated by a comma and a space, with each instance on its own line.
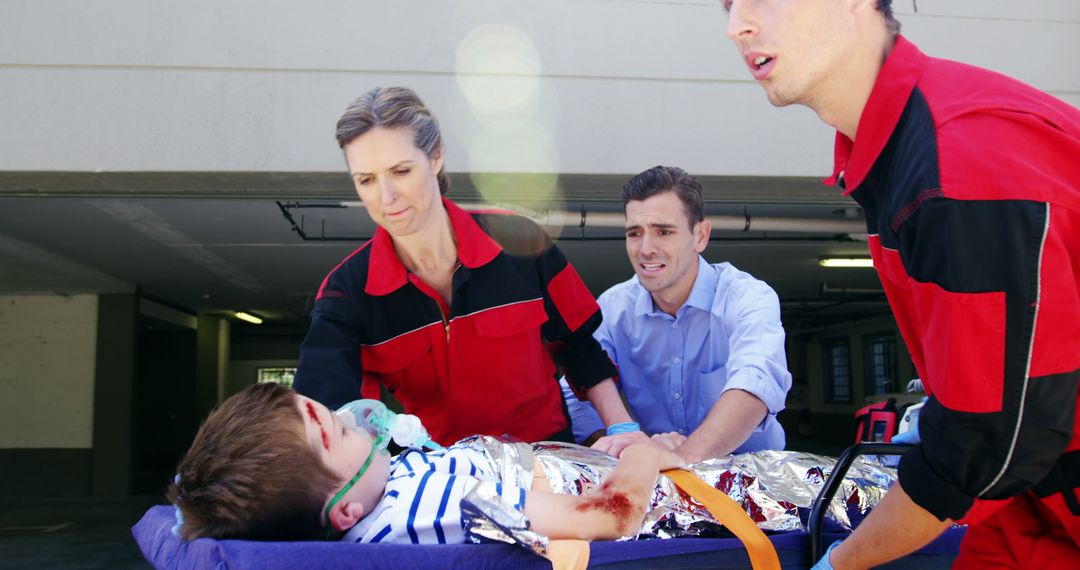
892, 422, 920, 444
811, 540, 842, 570
605, 421, 641, 436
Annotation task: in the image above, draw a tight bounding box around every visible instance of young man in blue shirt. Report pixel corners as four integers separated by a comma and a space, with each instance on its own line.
566, 166, 792, 463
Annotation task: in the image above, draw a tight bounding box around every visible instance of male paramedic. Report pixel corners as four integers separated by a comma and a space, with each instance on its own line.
724, 0, 1080, 568
566, 165, 792, 464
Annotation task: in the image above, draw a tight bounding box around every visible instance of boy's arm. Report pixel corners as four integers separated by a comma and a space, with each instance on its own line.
524, 444, 683, 540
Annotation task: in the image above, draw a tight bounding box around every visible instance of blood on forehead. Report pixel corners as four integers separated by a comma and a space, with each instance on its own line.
305, 401, 322, 425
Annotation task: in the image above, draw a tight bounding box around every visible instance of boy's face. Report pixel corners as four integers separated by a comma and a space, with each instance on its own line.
295, 395, 391, 522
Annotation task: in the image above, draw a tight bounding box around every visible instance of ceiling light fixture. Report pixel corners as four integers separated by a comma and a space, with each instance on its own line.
819, 257, 874, 268
234, 311, 264, 324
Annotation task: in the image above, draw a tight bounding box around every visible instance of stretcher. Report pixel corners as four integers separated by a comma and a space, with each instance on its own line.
132, 443, 965, 569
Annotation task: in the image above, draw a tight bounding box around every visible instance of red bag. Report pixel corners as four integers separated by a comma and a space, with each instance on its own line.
854, 398, 899, 443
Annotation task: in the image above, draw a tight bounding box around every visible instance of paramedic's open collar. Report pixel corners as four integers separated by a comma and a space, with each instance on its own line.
365, 197, 504, 296
825, 35, 927, 195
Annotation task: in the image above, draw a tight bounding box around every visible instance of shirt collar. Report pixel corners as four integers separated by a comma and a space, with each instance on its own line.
443, 197, 503, 268
633, 278, 654, 317
684, 256, 715, 313
824, 35, 928, 194
364, 197, 503, 296
633, 255, 713, 317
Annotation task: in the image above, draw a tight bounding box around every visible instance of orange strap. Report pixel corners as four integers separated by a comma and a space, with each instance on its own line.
664, 468, 781, 570
545, 539, 590, 570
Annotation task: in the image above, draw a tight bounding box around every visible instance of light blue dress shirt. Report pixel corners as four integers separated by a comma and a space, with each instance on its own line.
563, 256, 791, 453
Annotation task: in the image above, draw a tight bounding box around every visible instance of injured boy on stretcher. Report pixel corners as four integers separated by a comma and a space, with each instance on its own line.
169, 382, 687, 545
171, 382, 898, 560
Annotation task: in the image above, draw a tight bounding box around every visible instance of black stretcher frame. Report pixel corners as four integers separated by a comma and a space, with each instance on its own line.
808, 442, 914, 561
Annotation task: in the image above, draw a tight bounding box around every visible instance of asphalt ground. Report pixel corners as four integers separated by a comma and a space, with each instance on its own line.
0, 496, 161, 569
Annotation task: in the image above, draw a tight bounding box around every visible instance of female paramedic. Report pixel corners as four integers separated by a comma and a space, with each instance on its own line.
294, 86, 637, 447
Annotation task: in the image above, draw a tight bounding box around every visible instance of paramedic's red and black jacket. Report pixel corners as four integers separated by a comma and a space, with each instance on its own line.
827, 36, 1080, 530
294, 197, 617, 446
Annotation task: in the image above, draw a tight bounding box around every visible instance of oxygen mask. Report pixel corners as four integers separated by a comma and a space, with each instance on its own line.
333, 399, 444, 452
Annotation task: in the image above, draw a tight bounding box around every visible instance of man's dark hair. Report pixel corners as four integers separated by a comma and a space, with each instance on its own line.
621, 166, 705, 230
876, 0, 901, 35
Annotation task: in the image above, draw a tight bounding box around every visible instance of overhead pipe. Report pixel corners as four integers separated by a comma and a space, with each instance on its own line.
276, 201, 868, 241
528, 209, 866, 235
409, 201, 866, 235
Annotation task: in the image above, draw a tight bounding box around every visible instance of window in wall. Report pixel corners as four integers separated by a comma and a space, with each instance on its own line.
257, 367, 296, 388
864, 333, 897, 397
823, 338, 852, 403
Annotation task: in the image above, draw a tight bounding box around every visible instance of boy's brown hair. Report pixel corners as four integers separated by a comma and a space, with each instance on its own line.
168, 382, 340, 541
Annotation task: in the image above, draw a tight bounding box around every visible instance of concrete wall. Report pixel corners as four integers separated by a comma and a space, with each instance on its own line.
91, 293, 138, 497
2, 0, 1076, 178
195, 314, 230, 421
0, 294, 97, 448
0, 294, 98, 497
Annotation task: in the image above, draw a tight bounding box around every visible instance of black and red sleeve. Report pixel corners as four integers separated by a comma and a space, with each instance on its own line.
895, 197, 1078, 521
293, 267, 365, 411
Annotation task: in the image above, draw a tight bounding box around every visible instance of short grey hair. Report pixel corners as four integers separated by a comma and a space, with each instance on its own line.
335, 86, 450, 194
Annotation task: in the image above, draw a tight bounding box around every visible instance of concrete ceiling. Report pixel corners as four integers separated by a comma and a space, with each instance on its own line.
0, 172, 888, 331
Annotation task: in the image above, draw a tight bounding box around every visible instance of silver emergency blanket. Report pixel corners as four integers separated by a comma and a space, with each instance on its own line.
460, 437, 896, 556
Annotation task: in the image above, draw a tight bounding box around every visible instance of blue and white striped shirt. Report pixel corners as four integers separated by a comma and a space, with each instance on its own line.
341, 443, 527, 544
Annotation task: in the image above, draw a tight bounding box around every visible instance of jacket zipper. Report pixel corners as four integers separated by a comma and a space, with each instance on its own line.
439, 305, 450, 342
438, 262, 462, 343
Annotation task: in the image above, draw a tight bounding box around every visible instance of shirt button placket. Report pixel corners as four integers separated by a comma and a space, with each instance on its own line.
668, 322, 685, 430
